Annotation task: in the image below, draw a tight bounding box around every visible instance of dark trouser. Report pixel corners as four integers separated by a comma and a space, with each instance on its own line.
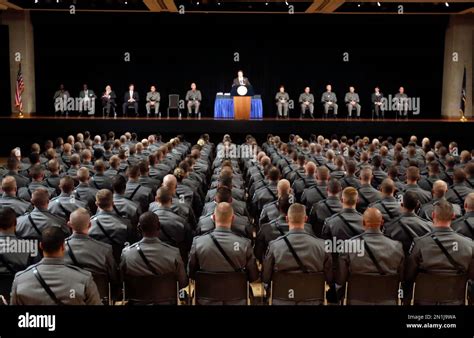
123, 102, 138, 115
103, 103, 115, 116
374, 104, 384, 117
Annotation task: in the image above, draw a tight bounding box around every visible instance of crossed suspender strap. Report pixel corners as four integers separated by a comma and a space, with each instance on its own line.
28, 215, 42, 236
379, 202, 395, 219
266, 186, 277, 200
136, 244, 160, 276
323, 200, 336, 214
451, 188, 464, 204
313, 185, 325, 200
58, 203, 71, 219
397, 219, 421, 240
33, 268, 64, 305
357, 187, 371, 206
430, 234, 466, 275
463, 219, 474, 238
66, 240, 84, 269
209, 233, 243, 272
282, 234, 309, 273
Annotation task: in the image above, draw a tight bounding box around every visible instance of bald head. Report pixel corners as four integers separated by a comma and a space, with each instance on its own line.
277, 179, 291, 196
69, 208, 91, 233
286, 203, 306, 229
432, 180, 448, 198
305, 161, 316, 176
213, 202, 234, 228
163, 174, 177, 194
363, 208, 383, 229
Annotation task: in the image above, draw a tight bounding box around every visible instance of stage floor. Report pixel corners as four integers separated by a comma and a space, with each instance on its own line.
1, 115, 472, 153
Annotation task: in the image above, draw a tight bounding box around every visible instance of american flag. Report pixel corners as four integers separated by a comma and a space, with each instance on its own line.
15, 63, 25, 114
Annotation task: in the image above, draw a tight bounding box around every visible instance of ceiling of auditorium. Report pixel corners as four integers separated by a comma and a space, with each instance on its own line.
0, 0, 473, 14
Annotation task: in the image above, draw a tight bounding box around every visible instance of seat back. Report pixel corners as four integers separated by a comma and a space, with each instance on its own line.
414, 273, 467, 305
0, 274, 14, 304
168, 95, 180, 109
271, 272, 325, 303
91, 273, 110, 305
124, 274, 178, 305
346, 274, 400, 305
194, 271, 248, 303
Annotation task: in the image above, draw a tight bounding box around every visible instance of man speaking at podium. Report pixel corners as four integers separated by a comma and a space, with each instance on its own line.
232, 70, 251, 87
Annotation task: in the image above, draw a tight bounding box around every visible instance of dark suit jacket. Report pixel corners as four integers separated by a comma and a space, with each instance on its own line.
232, 77, 251, 87
101, 91, 117, 107
123, 91, 139, 103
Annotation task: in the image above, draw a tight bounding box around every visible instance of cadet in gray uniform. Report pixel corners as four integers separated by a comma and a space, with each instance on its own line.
48, 176, 88, 220
11, 226, 102, 305
0, 207, 35, 304
344, 86, 361, 118
452, 193, 474, 239
298, 87, 314, 119
418, 180, 461, 221
322, 187, 364, 241
403, 167, 432, 205
185, 83, 202, 117
446, 169, 473, 207
275, 85, 289, 118
16, 189, 70, 240
75, 167, 99, 214
121, 212, 188, 304
356, 168, 382, 213
0, 176, 32, 216
188, 202, 259, 305
369, 179, 401, 223
125, 165, 153, 213
146, 85, 160, 116
301, 166, 330, 210
309, 179, 343, 238
337, 208, 405, 305
321, 84, 338, 117
64, 208, 118, 289
112, 175, 140, 229
405, 200, 474, 305
89, 189, 133, 262
262, 203, 332, 305
18, 165, 56, 202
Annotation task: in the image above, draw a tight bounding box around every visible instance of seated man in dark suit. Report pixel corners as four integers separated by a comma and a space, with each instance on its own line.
122, 84, 139, 116
232, 70, 251, 87
101, 85, 117, 117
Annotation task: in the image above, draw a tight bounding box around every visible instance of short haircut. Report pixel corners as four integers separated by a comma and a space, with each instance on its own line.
317, 166, 330, 181
60, 176, 75, 194
214, 202, 233, 225
406, 166, 420, 181
112, 175, 127, 194
345, 161, 356, 175
380, 178, 395, 195
215, 186, 232, 203
433, 199, 454, 222
94, 160, 106, 172
127, 164, 140, 179
157, 186, 173, 204
453, 168, 466, 183
1, 176, 17, 194
77, 167, 90, 182
69, 208, 90, 232
0, 207, 16, 230
31, 188, 49, 208
287, 203, 306, 225
29, 164, 44, 180
268, 167, 280, 181
403, 191, 419, 211
327, 178, 342, 195
139, 211, 160, 234
41, 226, 65, 253
96, 189, 113, 209
342, 187, 358, 206
360, 168, 372, 181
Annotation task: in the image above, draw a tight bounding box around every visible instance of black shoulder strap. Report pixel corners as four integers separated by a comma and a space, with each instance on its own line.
91, 177, 100, 190
58, 203, 72, 219
313, 185, 326, 199
273, 221, 286, 236
343, 177, 351, 187
430, 234, 466, 275
136, 244, 160, 276
95, 218, 119, 245
265, 185, 277, 200
129, 184, 142, 200
28, 215, 42, 236
451, 187, 464, 204
323, 200, 336, 214
466, 180, 474, 189
357, 187, 371, 206
33, 267, 64, 305
209, 233, 242, 272
462, 219, 474, 238
397, 218, 421, 240
113, 205, 124, 217
282, 234, 309, 273
379, 201, 395, 219
338, 214, 362, 238
65, 240, 83, 269
361, 236, 386, 275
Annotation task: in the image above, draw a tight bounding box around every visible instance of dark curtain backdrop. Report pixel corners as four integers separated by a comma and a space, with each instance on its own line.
32, 12, 447, 118
0, 25, 11, 115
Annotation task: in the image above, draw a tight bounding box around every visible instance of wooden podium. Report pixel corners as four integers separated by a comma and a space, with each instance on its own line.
233, 96, 251, 120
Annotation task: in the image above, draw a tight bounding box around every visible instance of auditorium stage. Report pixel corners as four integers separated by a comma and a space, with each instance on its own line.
1, 115, 472, 153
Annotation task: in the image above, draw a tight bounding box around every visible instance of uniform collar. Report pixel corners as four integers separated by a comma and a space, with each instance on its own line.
70, 233, 89, 240
432, 226, 453, 233
40, 257, 65, 265
141, 237, 161, 244
363, 228, 382, 234
214, 227, 232, 233
288, 228, 306, 234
